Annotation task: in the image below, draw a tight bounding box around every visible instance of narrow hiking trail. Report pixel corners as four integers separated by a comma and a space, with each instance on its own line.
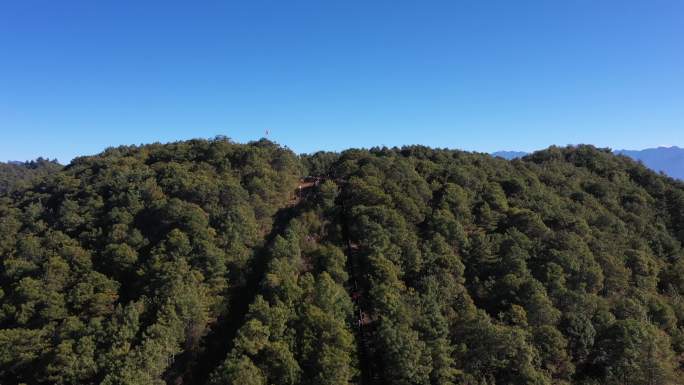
179, 177, 383, 385
347, 240, 378, 385
339, 191, 382, 385
176, 181, 311, 385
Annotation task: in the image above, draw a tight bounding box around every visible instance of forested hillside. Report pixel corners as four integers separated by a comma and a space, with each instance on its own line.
2, 138, 684, 385
0, 158, 62, 194
492, 147, 684, 180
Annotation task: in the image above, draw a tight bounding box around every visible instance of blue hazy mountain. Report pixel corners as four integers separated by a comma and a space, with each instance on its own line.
492, 146, 684, 180
614, 146, 684, 180
491, 151, 528, 160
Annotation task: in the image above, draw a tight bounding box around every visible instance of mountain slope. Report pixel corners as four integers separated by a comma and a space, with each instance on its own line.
0, 138, 301, 385
0, 158, 62, 194
1, 140, 684, 385
492, 146, 684, 180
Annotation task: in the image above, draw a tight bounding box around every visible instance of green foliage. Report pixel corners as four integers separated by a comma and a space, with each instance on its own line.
0, 158, 62, 194
2, 141, 684, 385
0, 138, 300, 384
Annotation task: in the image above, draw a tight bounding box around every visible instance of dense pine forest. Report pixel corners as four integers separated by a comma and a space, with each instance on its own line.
0, 158, 62, 195
1, 137, 684, 385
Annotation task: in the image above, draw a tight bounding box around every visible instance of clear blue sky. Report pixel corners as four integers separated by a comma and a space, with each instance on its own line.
1, 0, 683, 162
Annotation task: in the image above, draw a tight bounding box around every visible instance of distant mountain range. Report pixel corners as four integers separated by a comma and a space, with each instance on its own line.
492, 146, 684, 180
613, 147, 684, 180
490, 151, 529, 160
